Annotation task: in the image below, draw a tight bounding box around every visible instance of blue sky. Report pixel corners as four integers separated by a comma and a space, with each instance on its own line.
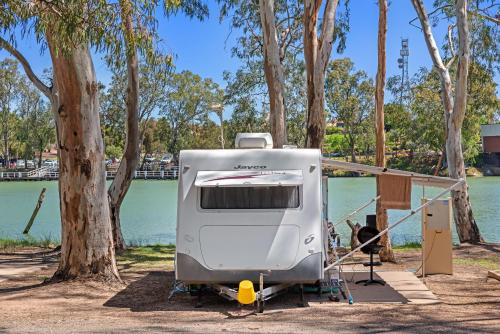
1, 1, 497, 104
158, 0, 452, 86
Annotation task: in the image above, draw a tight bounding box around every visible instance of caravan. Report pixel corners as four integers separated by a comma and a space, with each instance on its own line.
175, 133, 326, 285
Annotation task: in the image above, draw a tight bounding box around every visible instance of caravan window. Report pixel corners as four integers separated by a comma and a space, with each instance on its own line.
200, 186, 300, 209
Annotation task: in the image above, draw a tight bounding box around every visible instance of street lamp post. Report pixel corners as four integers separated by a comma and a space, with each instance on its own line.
210, 103, 225, 149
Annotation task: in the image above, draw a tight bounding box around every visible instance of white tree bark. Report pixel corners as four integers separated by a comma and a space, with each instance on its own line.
304, 0, 339, 148
259, 0, 286, 148
411, 0, 482, 243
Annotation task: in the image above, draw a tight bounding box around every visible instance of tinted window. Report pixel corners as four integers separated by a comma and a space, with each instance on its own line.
200, 186, 300, 209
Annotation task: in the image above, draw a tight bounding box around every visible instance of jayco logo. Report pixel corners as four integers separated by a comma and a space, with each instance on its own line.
233, 164, 267, 169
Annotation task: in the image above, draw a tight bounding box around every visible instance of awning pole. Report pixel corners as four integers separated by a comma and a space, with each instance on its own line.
422, 186, 426, 283
332, 196, 381, 228
324, 179, 465, 273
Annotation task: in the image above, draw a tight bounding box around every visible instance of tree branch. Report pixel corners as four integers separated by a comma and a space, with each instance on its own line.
446, 24, 457, 69
447, 24, 456, 56
410, 0, 447, 72
468, 9, 500, 25
318, 0, 340, 72
0, 36, 52, 100
452, 0, 470, 127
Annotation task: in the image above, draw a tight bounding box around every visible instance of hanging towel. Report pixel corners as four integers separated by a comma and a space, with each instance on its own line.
379, 174, 412, 210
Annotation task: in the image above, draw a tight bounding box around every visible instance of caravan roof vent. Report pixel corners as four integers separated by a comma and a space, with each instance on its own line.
235, 133, 273, 149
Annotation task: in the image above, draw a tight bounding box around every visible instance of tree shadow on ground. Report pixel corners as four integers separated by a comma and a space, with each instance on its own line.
104, 270, 415, 316
104, 271, 334, 314
0, 281, 47, 294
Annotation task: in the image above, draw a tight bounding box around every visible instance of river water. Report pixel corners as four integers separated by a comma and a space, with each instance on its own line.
0, 177, 498, 246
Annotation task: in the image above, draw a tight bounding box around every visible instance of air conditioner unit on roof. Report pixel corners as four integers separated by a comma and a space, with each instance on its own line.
235, 133, 273, 149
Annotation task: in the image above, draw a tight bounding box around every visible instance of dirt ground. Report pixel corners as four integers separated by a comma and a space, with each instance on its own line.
0, 244, 499, 334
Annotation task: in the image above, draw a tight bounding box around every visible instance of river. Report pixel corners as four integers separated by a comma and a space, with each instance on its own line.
0, 177, 498, 245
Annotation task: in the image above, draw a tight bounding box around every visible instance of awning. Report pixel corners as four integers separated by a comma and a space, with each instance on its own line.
322, 159, 460, 188
195, 170, 303, 187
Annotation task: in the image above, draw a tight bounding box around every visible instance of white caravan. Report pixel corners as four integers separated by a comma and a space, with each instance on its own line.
175, 133, 325, 284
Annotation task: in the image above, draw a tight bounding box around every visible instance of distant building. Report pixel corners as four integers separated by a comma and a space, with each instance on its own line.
481, 124, 500, 153
326, 119, 345, 129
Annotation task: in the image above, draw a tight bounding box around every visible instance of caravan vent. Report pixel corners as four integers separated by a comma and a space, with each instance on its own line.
235, 133, 273, 149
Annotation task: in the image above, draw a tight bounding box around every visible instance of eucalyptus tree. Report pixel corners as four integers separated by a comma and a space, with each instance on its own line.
325, 58, 375, 163
303, 0, 350, 149
411, 0, 483, 243
0, 1, 134, 280
160, 71, 224, 160
107, 53, 176, 250
101, 54, 174, 155
373, 0, 394, 262
303, 0, 340, 148
0, 59, 21, 168
223, 95, 268, 147
106, 0, 206, 250
386, 62, 498, 166
17, 80, 55, 168
219, 0, 303, 147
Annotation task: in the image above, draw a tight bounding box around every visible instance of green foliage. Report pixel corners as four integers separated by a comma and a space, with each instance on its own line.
0, 58, 21, 164
324, 133, 348, 154
105, 144, 123, 159
0, 59, 55, 166
387, 61, 499, 163
219, 0, 349, 146
17, 82, 55, 164
159, 70, 224, 158
433, 0, 499, 74
325, 58, 375, 162
224, 96, 268, 148
100, 52, 174, 157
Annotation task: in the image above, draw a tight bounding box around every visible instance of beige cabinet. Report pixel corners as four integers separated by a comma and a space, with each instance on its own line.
420, 198, 453, 275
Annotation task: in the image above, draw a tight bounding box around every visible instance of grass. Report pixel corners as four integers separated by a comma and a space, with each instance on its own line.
0, 235, 59, 250
393, 241, 422, 252
454, 257, 500, 270
117, 244, 175, 270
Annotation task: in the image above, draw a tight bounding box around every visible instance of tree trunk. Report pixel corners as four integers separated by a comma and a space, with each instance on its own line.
346, 219, 361, 250
434, 148, 445, 176
374, 0, 394, 262
48, 38, 120, 281
447, 0, 481, 243
304, 0, 339, 149
108, 0, 141, 251
446, 122, 481, 242
38, 147, 43, 168
259, 0, 286, 148
2, 134, 8, 169
411, 0, 482, 244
